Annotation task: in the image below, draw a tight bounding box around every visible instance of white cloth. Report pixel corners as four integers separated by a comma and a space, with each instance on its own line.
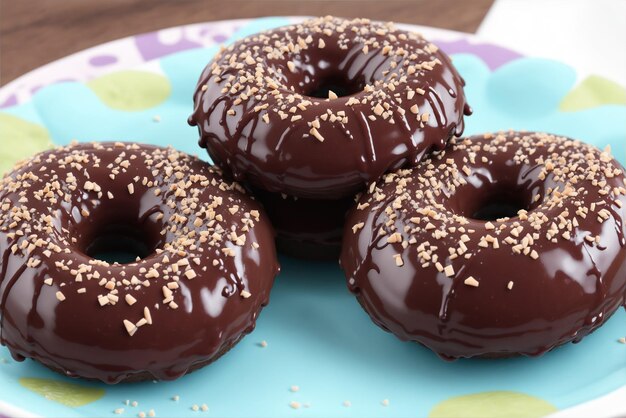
478, 0, 626, 86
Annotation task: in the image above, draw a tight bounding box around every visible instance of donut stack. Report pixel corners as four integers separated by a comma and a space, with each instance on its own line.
189, 16, 626, 359
1, 16, 624, 384
189, 16, 471, 259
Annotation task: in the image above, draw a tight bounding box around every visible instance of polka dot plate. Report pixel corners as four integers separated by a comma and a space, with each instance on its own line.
0, 17, 625, 418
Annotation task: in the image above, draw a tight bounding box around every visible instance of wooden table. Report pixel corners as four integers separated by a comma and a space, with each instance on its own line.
0, 0, 494, 86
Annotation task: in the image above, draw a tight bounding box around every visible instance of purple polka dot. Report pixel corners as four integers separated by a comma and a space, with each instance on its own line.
212, 34, 228, 43
135, 32, 202, 61
0, 94, 18, 109
89, 55, 118, 66
434, 38, 522, 70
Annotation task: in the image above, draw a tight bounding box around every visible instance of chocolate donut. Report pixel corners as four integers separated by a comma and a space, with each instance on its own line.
341, 132, 626, 359
190, 16, 470, 200
0, 142, 279, 383
251, 187, 355, 260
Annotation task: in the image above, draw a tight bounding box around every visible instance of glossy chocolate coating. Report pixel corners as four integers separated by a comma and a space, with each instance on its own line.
250, 187, 355, 260
0, 142, 279, 383
190, 16, 471, 199
341, 132, 626, 359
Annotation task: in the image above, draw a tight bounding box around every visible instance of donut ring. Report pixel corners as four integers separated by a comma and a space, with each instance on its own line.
0, 142, 279, 383
341, 132, 626, 359
190, 16, 470, 199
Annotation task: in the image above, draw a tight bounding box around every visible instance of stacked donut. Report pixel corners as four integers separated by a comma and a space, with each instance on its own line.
189, 16, 471, 259
1, 17, 624, 384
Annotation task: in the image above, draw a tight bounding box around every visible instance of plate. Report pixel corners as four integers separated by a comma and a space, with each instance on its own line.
1, 17, 625, 418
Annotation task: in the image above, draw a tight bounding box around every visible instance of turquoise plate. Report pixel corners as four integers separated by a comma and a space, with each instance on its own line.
0, 17, 625, 418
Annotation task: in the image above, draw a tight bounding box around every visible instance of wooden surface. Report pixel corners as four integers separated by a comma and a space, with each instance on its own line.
0, 0, 494, 86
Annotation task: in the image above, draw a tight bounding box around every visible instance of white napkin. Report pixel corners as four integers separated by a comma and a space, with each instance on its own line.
478, 0, 626, 86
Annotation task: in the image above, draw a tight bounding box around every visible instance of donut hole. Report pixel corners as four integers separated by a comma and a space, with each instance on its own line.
305, 74, 365, 99
84, 223, 159, 264
459, 185, 534, 222
471, 192, 528, 221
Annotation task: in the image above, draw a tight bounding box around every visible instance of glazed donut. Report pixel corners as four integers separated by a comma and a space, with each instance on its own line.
341, 132, 626, 359
190, 16, 470, 200
0, 142, 278, 383
251, 187, 355, 260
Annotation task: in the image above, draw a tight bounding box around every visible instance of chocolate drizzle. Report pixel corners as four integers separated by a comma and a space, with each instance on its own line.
189, 16, 470, 200
341, 132, 626, 359
0, 142, 279, 383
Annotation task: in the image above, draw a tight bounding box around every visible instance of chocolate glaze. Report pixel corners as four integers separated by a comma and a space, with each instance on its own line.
0, 142, 279, 383
190, 16, 471, 200
250, 187, 355, 260
341, 132, 626, 359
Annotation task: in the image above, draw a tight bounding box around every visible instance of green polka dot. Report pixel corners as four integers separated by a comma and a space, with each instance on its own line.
87, 70, 171, 111
0, 113, 54, 175
429, 391, 557, 418
19, 377, 105, 407
560, 75, 626, 112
